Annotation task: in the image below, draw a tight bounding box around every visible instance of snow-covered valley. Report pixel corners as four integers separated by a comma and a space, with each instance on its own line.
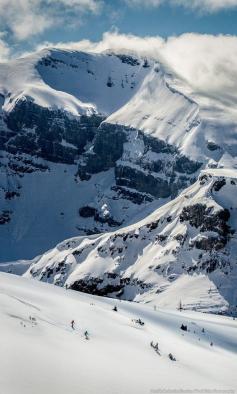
1, 272, 236, 394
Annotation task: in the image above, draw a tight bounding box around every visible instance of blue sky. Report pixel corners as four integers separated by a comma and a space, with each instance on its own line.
1, 0, 237, 59
46, 1, 237, 42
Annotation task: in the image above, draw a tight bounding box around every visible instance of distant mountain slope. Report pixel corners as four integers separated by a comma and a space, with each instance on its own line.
1, 272, 237, 394
25, 168, 237, 315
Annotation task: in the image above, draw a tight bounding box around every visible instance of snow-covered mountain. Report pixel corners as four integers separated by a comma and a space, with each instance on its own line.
1, 47, 233, 261
24, 168, 237, 315
1, 272, 236, 394
1, 48, 237, 315
0, 48, 204, 261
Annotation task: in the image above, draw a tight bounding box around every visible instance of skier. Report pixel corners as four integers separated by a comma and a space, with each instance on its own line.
113, 306, 118, 312
84, 330, 89, 340
71, 320, 75, 330
136, 318, 145, 326
168, 353, 176, 361
150, 341, 160, 355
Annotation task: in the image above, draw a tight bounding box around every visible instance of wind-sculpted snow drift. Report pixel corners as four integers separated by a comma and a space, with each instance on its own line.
0, 48, 237, 314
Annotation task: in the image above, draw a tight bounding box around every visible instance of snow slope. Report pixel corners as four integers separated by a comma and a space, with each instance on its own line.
0, 49, 151, 117
1, 272, 236, 394
108, 75, 237, 164
25, 168, 237, 315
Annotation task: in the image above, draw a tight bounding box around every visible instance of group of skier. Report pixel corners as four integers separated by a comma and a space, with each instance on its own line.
70, 320, 89, 340
70, 305, 118, 338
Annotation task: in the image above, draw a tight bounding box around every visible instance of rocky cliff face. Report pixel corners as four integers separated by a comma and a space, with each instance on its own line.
78, 122, 202, 199
2, 96, 201, 195
0, 93, 202, 260
2, 99, 103, 164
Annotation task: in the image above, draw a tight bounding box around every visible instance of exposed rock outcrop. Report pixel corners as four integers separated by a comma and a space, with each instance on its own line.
4, 99, 103, 164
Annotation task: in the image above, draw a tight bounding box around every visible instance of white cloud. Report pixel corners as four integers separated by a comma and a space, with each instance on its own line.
0, 33, 10, 62
124, 0, 163, 6
36, 31, 164, 56
175, 0, 237, 12
36, 31, 237, 110
125, 0, 237, 12
0, 0, 101, 40
159, 33, 237, 107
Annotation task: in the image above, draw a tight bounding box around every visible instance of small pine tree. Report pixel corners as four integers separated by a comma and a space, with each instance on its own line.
178, 300, 183, 311
107, 76, 113, 87
143, 59, 149, 68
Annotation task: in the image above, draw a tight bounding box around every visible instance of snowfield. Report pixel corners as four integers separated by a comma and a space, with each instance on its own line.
0, 49, 150, 117
0, 272, 237, 394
